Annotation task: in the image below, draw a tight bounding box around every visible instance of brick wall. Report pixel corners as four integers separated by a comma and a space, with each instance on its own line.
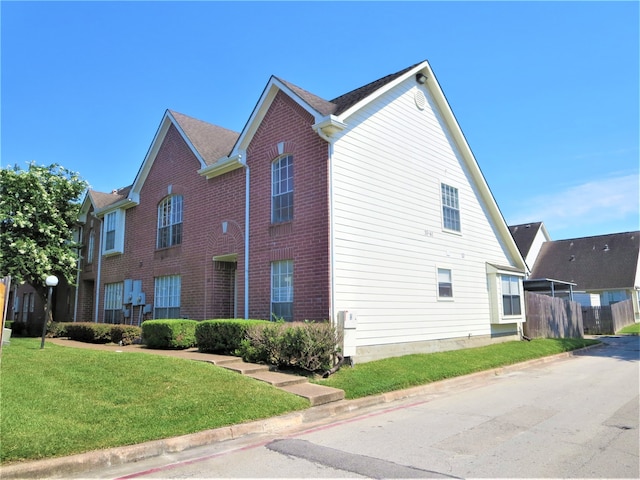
246, 91, 331, 321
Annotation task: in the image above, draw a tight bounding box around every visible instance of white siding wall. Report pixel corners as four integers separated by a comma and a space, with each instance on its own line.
331, 79, 519, 348
526, 228, 548, 271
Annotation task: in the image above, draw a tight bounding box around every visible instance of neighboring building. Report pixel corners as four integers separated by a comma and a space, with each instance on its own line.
529, 231, 640, 320
74, 60, 528, 362
509, 222, 551, 272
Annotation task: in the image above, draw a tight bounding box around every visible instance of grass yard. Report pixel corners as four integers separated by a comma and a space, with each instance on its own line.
1, 336, 599, 464
314, 338, 600, 399
617, 322, 640, 334
0, 338, 308, 464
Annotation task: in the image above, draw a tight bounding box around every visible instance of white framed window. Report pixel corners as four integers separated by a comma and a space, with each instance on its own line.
441, 183, 461, 232
87, 229, 95, 264
272, 155, 293, 223
29, 292, 35, 312
104, 282, 123, 324
501, 275, 521, 316
154, 275, 181, 319
102, 209, 125, 255
157, 195, 183, 249
437, 268, 454, 299
271, 260, 293, 321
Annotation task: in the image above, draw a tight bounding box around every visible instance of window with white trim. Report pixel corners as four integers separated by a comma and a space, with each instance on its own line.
104, 282, 123, 324
501, 275, 521, 315
157, 195, 183, 249
441, 183, 460, 232
102, 209, 125, 255
437, 268, 453, 298
271, 260, 293, 321
104, 212, 117, 251
272, 155, 293, 223
154, 275, 181, 319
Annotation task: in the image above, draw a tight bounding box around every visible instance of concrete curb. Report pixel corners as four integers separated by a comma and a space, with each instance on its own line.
0, 343, 603, 479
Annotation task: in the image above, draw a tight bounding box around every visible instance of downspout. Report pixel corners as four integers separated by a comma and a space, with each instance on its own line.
244, 158, 250, 319
94, 217, 103, 323
73, 226, 82, 322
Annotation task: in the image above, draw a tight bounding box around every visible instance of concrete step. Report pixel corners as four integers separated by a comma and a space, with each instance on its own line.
221, 361, 270, 374
281, 382, 345, 406
246, 370, 308, 387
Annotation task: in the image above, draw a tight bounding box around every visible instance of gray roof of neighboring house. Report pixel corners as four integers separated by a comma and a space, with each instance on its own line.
509, 222, 544, 259
169, 110, 240, 165
89, 185, 132, 210
529, 231, 640, 290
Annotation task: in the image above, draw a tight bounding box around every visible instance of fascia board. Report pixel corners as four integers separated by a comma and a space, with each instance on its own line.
78, 192, 94, 223
129, 113, 173, 199
335, 62, 430, 121
424, 64, 527, 272
231, 77, 323, 156
166, 110, 208, 169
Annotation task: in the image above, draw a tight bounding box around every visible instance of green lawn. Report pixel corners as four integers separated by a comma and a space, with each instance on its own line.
617, 322, 640, 334
314, 338, 599, 399
0, 338, 308, 464
1, 336, 599, 464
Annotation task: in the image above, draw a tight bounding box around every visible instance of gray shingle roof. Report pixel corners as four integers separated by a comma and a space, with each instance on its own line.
89, 185, 132, 210
509, 222, 544, 259
530, 231, 640, 290
169, 110, 239, 166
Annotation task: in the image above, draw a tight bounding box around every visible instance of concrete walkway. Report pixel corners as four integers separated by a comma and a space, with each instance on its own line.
46, 338, 345, 406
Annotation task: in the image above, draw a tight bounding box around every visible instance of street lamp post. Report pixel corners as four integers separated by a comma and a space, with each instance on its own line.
41, 275, 59, 349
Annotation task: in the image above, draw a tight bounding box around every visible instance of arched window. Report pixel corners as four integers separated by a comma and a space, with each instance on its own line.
87, 229, 95, 264
272, 155, 293, 223
157, 195, 183, 249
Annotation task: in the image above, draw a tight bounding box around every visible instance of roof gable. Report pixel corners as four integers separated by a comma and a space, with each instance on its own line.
130, 110, 239, 200
530, 231, 640, 290
509, 222, 548, 259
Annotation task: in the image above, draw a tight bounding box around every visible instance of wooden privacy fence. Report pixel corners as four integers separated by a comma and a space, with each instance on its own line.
524, 291, 584, 339
583, 299, 635, 335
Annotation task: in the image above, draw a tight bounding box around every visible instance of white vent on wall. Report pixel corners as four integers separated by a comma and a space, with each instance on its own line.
414, 90, 426, 110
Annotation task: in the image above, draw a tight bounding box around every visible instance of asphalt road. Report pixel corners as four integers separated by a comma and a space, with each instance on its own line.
69, 335, 640, 478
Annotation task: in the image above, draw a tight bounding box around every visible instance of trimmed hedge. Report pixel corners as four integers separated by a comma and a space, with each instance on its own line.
49, 322, 142, 345
195, 319, 270, 354
141, 319, 197, 349
239, 321, 342, 373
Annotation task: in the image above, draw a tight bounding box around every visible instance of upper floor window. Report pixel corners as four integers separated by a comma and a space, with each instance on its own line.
272, 155, 293, 223
441, 183, 460, 232
501, 275, 521, 316
157, 195, 183, 249
87, 229, 95, 264
154, 275, 181, 319
103, 210, 125, 255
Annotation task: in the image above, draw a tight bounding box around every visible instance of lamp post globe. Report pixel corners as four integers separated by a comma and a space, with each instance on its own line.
41, 275, 59, 349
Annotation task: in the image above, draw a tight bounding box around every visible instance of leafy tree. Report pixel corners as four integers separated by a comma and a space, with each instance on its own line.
0, 163, 88, 300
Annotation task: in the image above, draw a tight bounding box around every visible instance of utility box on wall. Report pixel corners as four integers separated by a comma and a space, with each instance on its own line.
339, 310, 358, 358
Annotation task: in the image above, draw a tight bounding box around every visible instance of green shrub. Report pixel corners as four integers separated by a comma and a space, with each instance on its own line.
110, 325, 142, 345
48, 322, 69, 338
8, 321, 26, 336
65, 323, 112, 343
141, 319, 197, 349
4, 321, 13, 330
195, 319, 270, 354
239, 321, 342, 373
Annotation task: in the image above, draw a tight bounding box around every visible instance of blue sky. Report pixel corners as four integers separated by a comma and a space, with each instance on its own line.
2, 1, 638, 241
